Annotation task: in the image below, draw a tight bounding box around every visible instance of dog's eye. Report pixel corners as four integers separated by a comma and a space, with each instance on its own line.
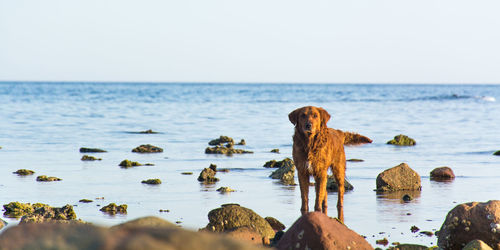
313, 114, 318, 118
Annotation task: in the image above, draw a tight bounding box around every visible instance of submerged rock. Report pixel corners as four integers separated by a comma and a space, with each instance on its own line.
3, 202, 49, 218
270, 149, 280, 153
494, 151, 500, 156
141, 179, 162, 185
430, 166, 455, 180
81, 155, 102, 161
375, 163, 421, 192
387, 134, 416, 146
132, 144, 163, 153
326, 176, 354, 192
209, 136, 235, 146
237, 139, 246, 145
343, 131, 373, 145
119, 159, 142, 168
437, 200, 500, 250
79, 199, 93, 203
204, 204, 275, 240
276, 212, 373, 250
347, 158, 364, 162
13, 169, 35, 176
100, 203, 127, 215
198, 167, 219, 183
269, 158, 295, 185
139, 129, 159, 134
205, 145, 253, 155
36, 175, 62, 182
79, 147, 107, 153
217, 187, 235, 193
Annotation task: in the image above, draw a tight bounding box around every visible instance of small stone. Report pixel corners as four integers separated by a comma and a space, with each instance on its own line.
119, 160, 142, 168
420, 231, 434, 236
79, 147, 107, 153
36, 175, 62, 182
347, 159, 364, 162
216, 187, 235, 193
181, 172, 193, 175
387, 134, 416, 146
139, 129, 159, 134
81, 155, 102, 161
132, 144, 163, 153
376, 238, 389, 246
237, 139, 246, 145
79, 199, 93, 203
270, 149, 280, 153
99, 203, 127, 215
13, 169, 35, 176
411, 225, 420, 233
402, 194, 413, 202
141, 179, 162, 185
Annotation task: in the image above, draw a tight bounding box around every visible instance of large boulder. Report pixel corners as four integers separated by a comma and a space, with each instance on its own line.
437, 200, 500, 250
276, 212, 373, 250
430, 166, 455, 180
376, 163, 422, 192
0, 217, 266, 250
269, 159, 295, 185
204, 204, 275, 240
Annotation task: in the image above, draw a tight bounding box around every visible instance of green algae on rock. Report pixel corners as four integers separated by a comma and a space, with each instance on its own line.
100, 203, 127, 215
263, 158, 293, 168
269, 159, 295, 185
119, 159, 143, 168
132, 144, 163, 153
81, 155, 102, 161
79, 147, 107, 153
387, 134, 416, 146
36, 175, 62, 182
205, 145, 253, 155
13, 169, 35, 176
208, 136, 235, 146
20, 204, 80, 224
198, 167, 219, 183
270, 149, 280, 153
3, 202, 49, 218
141, 179, 162, 185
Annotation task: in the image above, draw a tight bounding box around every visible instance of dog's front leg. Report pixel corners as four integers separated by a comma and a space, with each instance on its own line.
314, 172, 328, 215
298, 169, 310, 215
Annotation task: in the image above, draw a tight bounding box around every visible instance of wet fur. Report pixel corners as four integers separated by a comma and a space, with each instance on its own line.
289, 106, 346, 223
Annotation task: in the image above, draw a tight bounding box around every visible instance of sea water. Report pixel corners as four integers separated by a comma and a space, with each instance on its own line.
0, 82, 499, 246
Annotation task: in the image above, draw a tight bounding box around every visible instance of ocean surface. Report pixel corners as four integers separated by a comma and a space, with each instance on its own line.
0, 82, 499, 247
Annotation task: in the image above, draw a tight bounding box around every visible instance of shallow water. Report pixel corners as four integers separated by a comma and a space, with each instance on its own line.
1, 82, 499, 247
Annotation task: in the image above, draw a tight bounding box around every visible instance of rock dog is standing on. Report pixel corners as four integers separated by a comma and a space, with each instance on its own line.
289, 106, 346, 223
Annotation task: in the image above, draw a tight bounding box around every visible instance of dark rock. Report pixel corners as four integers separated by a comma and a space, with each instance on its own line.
269, 158, 295, 185
419, 231, 433, 236
326, 176, 354, 192
13, 169, 35, 176
437, 200, 500, 250
20, 205, 81, 224
209, 164, 217, 172
132, 144, 163, 153
463, 240, 494, 250
217, 187, 235, 193
198, 167, 219, 183
79, 147, 107, 153
209, 136, 235, 146
138, 129, 159, 134
3, 202, 49, 218
119, 159, 142, 168
237, 139, 246, 145
387, 134, 416, 146
343, 131, 373, 145
347, 158, 364, 162
264, 217, 285, 232
0, 217, 266, 250
263, 158, 294, 169
270, 149, 280, 153
276, 212, 373, 250
494, 151, 500, 156
111, 216, 176, 229
141, 179, 162, 185
100, 203, 127, 215
205, 145, 253, 155
79, 199, 93, 203
410, 225, 420, 233
204, 204, 275, 240
81, 155, 102, 161
402, 194, 413, 202
181, 172, 193, 175
36, 175, 62, 182
375, 163, 422, 192
376, 238, 389, 246
430, 166, 455, 180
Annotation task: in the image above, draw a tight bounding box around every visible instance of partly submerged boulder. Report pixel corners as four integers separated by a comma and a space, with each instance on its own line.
100, 203, 127, 215
20, 205, 80, 224
119, 159, 143, 168
205, 145, 253, 155
276, 212, 373, 250
269, 159, 295, 185
437, 200, 500, 250
376, 163, 421, 192
263, 158, 293, 168
387, 134, 416, 146
198, 167, 219, 183
13, 169, 35, 176
430, 166, 455, 180
36, 175, 62, 182
326, 176, 354, 192
204, 204, 275, 240
81, 155, 102, 161
132, 144, 163, 153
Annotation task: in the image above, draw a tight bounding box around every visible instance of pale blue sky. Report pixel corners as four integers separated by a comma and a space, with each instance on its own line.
1, 0, 500, 83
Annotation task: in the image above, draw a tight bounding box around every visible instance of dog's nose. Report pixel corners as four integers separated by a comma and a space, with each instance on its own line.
305, 123, 312, 130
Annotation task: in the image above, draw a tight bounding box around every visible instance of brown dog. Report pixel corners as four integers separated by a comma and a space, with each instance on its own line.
289, 106, 346, 223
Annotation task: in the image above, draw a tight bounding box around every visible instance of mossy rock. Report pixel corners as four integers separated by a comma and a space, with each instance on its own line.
13, 169, 35, 176
198, 168, 219, 183
263, 158, 292, 168
81, 155, 102, 161
208, 136, 234, 146
119, 159, 142, 168
326, 176, 354, 192
216, 187, 235, 193
269, 158, 295, 185
36, 175, 62, 182
236, 139, 246, 145
494, 150, 500, 156
270, 149, 280, 153
132, 144, 163, 153
204, 204, 275, 239
20, 204, 79, 224
3, 202, 49, 218
141, 179, 162, 185
79, 147, 107, 153
100, 203, 127, 215
387, 134, 416, 146
205, 145, 253, 155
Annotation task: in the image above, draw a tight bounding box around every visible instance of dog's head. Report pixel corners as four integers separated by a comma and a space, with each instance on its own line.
289, 106, 331, 136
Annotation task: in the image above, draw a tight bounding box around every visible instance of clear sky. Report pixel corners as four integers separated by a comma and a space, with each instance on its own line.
1, 0, 500, 83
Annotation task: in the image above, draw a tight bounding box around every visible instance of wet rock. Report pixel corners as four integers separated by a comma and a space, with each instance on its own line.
209, 136, 235, 146
181, 172, 193, 175
79, 199, 93, 203
264, 217, 285, 232
100, 203, 127, 215
430, 166, 455, 180
276, 212, 373, 250
237, 139, 246, 145
141, 179, 162, 185
13, 169, 35, 176
343, 131, 373, 145
119, 159, 142, 168
410, 225, 420, 233
375, 163, 422, 192
209, 163, 217, 172
3, 202, 49, 218
132, 144, 163, 153
217, 187, 235, 193
437, 200, 500, 250
20, 205, 81, 224
269, 158, 295, 185
347, 158, 364, 162
204, 204, 275, 240
419, 231, 433, 236
0, 217, 266, 250
463, 240, 494, 250
205, 145, 253, 155
402, 194, 413, 202
494, 151, 500, 156
270, 149, 280, 153
263, 158, 293, 169
79, 147, 107, 153
376, 238, 389, 246
138, 129, 159, 134
198, 167, 219, 183
387, 134, 416, 146
387, 244, 429, 250
36, 175, 62, 182
326, 176, 354, 192
81, 155, 102, 161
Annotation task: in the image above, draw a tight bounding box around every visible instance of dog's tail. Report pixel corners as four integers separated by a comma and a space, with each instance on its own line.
342, 131, 373, 145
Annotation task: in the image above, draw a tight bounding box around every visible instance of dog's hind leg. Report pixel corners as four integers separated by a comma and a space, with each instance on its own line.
334, 173, 345, 223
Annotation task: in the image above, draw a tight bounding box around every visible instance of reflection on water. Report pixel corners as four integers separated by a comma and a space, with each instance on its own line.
376, 190, 422, 204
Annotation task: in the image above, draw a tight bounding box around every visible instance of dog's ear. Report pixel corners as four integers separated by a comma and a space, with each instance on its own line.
288, 108, 301, 126
318, 107, 331, 128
